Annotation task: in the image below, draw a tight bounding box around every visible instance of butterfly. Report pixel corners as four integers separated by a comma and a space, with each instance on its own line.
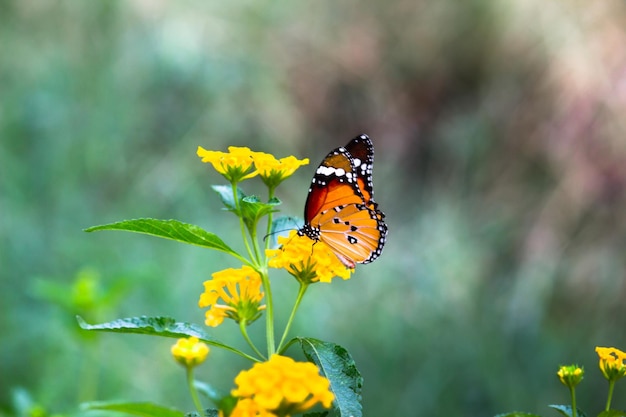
298, 134, 388, 268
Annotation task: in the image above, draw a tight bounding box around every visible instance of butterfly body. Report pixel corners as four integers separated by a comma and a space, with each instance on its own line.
298, 134, 387, 268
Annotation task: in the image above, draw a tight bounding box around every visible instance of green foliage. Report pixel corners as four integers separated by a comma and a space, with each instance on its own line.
211, 185, 280, 236
77, 315, 208, 339
597, 411, 626, 417
189, 410, 221, 417
4, 2, 626, 416
31, 268, 129, 324
82, 401, 186, 417
85, 219, 241, 260
77, 317, 364, 415
499, 351, 626, 417
76, 315, 256, 362
77, 146, 355, 416
9, 389, 46, 417
192, 381, 225, 405
269, 216, 304, 248
297, 338, 363, 417
549, 405, 587, 417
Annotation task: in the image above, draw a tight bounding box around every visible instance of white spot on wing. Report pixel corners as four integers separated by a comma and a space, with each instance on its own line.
317, 166, 334, 176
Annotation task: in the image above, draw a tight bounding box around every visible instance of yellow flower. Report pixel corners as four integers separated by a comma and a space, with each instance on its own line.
557, 364, 584, 388
253, 152, 309, 189
596, 346, 626, 381
197, 146, 258, 183
230, 355, 334, 416
266, 231, 352, 284
198, 266, 266, 327
171, 337, 209, 368
226, 398, 277, 417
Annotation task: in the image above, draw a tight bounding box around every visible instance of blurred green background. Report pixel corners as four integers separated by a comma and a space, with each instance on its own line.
3, 1, 626, 416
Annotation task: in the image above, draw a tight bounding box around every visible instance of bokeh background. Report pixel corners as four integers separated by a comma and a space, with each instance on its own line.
3, 1, 626, 416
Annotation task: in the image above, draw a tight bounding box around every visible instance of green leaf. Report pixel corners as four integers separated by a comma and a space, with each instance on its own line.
185, 410, 220, 417
548, 405, 587, 417
77, 316, 258, 361
193, 380, 224, 403
31, 268, 131, 316
268, 216, 302, 248
271, 215, 303, 233
212, 184, 244, 212
598, 411, 626, 417
241, 196, 280, 233
211, 185, 280, 235
297, 337, 363, 417
84, 218, 239, 257
77, 315, 208, 337
205, 393, 237, 417
77, 316, 230, 349
10, 388, 38, 417
81, 401, 185, 417
493, 413, 543, 417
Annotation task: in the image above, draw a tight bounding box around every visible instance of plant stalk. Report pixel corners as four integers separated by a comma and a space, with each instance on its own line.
606, 380, 615, 411
259, 269, 275, 356
239, 319, 265, 360
186, 367, 204, 415
278, 283, 308, 353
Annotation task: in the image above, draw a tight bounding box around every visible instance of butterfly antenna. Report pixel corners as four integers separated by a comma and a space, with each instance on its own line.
263, 216, 303, 245
262, 228, 294, 242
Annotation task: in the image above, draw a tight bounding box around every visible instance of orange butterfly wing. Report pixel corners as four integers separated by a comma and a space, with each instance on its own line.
299, 134, 387, 268
345, 134, 376, 205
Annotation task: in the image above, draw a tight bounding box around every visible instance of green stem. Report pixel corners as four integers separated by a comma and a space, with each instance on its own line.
231, 182, 256, 263
277, 283, 308, 353
570, 386, 577, 417
229, 251, 256, 269
259, 268, 275, 356
249, 226, 263, 267
202, 340, 260, 362
606, 380, 615, 411
264, 186, 276, 253
279, 337, 299, 354
186, 366, 204, 415
239, 319, 265, 360
257, 187, 276, 357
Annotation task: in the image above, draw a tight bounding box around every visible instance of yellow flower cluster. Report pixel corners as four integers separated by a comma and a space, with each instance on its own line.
230, 355, 334, 417
171, 337, 209, 368
198, 266, 266, 327
197, 146, 308, 186
266, 231, 353, 284
557, 364, 584, 388
225, 398, 274, 417
596, 346, 626, 381
253, 153, 310, 189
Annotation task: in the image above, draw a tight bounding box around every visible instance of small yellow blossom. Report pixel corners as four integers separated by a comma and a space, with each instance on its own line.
204, 305, 229, 327
557, 364, 584, 388
227, 398, 277, 417
197, 146, 258, 183
198, 266, 266, 327
171, 337, 209, 368
230, 355, 334, 416
266, 231, 352, 284
253, 152, 309, 189
596, 346, 626, 381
